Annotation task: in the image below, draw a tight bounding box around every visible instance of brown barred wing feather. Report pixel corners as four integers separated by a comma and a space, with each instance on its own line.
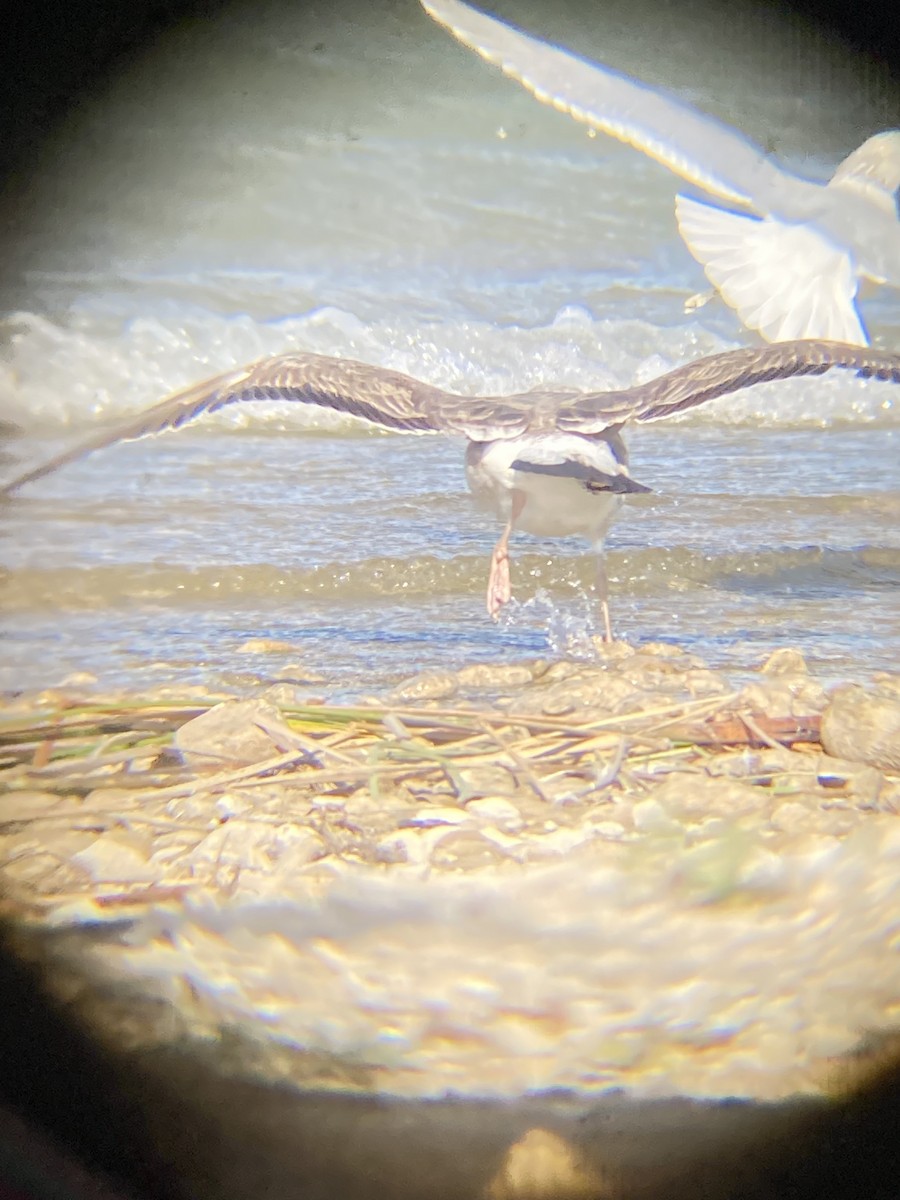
556, 340, 900, 433
237, 353, 447, 433
0, 365, 253, 496
1, 352, 458, 496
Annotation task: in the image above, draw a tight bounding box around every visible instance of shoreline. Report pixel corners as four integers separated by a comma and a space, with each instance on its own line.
1, 638, 898, 1105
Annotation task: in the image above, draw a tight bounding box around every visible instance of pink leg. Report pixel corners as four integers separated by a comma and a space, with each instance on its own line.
486, 490, 526, 618
595, 552, 614, 643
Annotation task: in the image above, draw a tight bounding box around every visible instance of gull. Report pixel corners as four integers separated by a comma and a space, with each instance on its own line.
421, 0, 900, 347
3, 340, 900, 639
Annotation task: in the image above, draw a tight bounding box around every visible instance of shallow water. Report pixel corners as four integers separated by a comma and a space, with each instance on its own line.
1, 0, 898, 696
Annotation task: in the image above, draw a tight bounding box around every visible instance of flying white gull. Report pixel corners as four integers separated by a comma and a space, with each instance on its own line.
3, 341, 900, 639
421, 0, 900, 347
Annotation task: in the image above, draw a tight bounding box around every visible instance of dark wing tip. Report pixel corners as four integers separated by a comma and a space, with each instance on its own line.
0, 353, 457, 493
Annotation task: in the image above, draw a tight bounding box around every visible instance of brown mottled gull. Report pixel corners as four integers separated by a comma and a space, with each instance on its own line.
4, 340, 900, 638
422, 0, 900, 347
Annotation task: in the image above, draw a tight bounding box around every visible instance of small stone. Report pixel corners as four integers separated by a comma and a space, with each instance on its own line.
739, 678, 827, 716
760, 648, 809, 676
72, 835, 158, 884
620, 656, 683, 688
405, 807, 469, 828
235, 638, 297, 654
632, 798, 679, 833
478, 827, 523, 852
429, 829, 504, 870
684, 668, 733, 697
464, 797, 525, 833
0, 792, 65, 821
272, 663, 327, 683
391, 671, 459, 702
456, 663, 534, 689
374, 828, 443, 866
456, 766, 515, 797
214, 792, 258, 819
257, 683, 326, 707
650, 774, 768, 819
814, 754, 884, 807
591, 820, 627, 841
588, 638, 637, 663
486, 1128, 607, 1200
540, 661, 585, 683
521, 670, 642, 717
871, 673, 900, 698
640, 641, 696, 660
821, 684, 900, 771
770, 802, 813, 834
175, 699, 287, 771
739, 846, 787, 890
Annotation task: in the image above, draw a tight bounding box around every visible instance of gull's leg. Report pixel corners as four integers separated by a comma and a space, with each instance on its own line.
487, 489, 526, 618
595, 550, 614, 643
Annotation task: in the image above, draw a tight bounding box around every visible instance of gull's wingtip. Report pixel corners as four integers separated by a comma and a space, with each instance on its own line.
419, 0, 483, 40
418, 0, 763, 208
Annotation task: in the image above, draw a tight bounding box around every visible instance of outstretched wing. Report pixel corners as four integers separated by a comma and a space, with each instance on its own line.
555, 340, 900, 432
5, 341, 900, 494
0, 351, 532, 495
421, 0, 788, 209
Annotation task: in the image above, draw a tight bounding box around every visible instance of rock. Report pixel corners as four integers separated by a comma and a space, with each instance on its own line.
486, 1128, 607, 1200
760, 648, 809, 676
272, 663, 327, 683
590, 820, 628, 841
684, 668, 733, 697
456, 663, 535, 689
588, 638, 637, 664
738, 675, 828, 716
770, 802, 815, 834
0, 791, 65, 820
174, 699, 287, 771
814, 754, 884, 807
405, 807, 470, 828
257, 683, 326, 707
391, 671, 459, 702
464, 797, 525, 833
512, 668, 643, 717
641, 641, 704, 662
619, 654, 684, 688
631, 798, 680, 834
821, 684, 900, 771
429, 829, 505, 870
872, 672, 900, 698
235, 638, 298, 654
650, 773, 769, 821
72, 834, 158, 884
456, 766, 515, 799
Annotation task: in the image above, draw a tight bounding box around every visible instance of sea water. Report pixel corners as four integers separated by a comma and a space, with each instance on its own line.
1, 0, 898, 696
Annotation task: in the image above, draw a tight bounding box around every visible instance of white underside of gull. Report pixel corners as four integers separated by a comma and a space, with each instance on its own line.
465, 434, 625, 542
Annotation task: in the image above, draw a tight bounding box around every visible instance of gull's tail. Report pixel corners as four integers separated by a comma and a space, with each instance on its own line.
674, 194, 868, 345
